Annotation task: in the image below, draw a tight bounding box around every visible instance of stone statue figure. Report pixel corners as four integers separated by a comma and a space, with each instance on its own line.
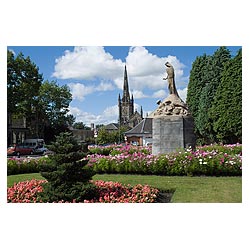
148, 61, 191, 118
163, 62, 179, 97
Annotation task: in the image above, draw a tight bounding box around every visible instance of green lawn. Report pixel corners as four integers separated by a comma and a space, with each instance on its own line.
7, 173, 242, 203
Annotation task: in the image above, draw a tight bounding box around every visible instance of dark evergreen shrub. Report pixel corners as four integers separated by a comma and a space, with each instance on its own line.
39, 132, 97, 202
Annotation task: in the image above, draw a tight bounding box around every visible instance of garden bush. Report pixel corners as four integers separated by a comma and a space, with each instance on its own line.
7, 157, 53, 176
39, 132, 97, 202
85, 144, 242, 176
7, 143, 242, 178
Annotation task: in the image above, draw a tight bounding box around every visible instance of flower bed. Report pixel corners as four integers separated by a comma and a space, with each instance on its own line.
84, 180, 159, 203
7, 179, 159, 203
7, 144, 242, 177
85, 144, 242, 176
88, 144, 151, 156
7, 179, 46, 203
7, 156, 53, 176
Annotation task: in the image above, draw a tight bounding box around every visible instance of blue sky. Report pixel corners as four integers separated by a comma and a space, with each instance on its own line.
8, 46, 241, 126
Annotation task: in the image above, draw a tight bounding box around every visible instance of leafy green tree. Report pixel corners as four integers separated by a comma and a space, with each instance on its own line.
196, 47, 231, 143
7, 50, 19, 113
209, 49, 242, 143
73, 122, 91, 130
38, 80, 72, 127
96, 127, 110, 144
96, 126, 127, 144
7, 50, 75, 141
186, 54, 210, 135
7, 50, 43, 136
39, 132, 97, 202
37, 80, 73, 141
7, 50, 43, 114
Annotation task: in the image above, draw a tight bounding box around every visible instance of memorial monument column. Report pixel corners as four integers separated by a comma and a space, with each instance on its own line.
149, 62, 196, 155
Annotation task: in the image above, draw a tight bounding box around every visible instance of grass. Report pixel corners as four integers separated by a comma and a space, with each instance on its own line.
7, 173, 242, 203
7, 173, 45, 188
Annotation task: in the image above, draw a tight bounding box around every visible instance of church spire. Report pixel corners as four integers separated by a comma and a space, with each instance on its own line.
122, 65, 130, 102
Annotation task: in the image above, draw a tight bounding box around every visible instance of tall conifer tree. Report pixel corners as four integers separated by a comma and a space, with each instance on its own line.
186, 54, 210, 135
196, 47, 231, 143
210, 49, 242, 143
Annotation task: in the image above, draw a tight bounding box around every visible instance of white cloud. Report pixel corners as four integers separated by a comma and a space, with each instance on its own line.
54, 46, 187, 94
68, 83, 94, 101
131, 90, 148, 99
68, 82, 115, 101
53, 46, 123, 80
152, 89, 168, 98
69, 105, 118, 126
102, 105, 119, 119
124, 46, 187, 91
96, 81, 115, 91
177, 87, 188, 102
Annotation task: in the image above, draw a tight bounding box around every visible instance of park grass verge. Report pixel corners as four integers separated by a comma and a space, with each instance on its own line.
7, 173, 242, 203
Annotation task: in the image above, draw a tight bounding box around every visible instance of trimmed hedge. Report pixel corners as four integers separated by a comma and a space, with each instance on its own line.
7, 157, 53, 176
86, 144, 242, 176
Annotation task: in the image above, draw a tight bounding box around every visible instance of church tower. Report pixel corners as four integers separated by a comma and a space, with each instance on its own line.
118, 65, 134, 125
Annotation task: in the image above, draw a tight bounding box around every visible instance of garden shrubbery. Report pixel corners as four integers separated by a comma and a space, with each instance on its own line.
38, 132, 97, 202
86, 144, 242, 176
8, 143, 242, 177
7, 157, 53, 175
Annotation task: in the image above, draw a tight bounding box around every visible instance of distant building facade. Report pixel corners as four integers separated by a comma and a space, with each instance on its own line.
124, 118, 152, 146
7, 113, 28, 146
118, 65, 143, 128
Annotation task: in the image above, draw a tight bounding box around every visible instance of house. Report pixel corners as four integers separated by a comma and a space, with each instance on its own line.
124, 118, 152, 146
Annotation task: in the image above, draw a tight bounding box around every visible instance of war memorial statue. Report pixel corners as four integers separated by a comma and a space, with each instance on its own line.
163, 62, 179, 97
149, 62, 196, 154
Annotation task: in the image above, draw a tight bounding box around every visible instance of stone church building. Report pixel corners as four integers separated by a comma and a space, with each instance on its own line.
118, 65, 143, 128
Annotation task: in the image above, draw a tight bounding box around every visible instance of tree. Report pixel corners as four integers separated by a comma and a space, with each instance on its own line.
96, 126, 127, 144
38, 80, 73, 141
196, 47, 231, 143
186, 54, 210, 135
7, 50, 75, 142
7, 50, 43, 136
73, 122, 91, 130
209, 49, 242, 143
39, 132, 97, 202
38, 80, 72, 127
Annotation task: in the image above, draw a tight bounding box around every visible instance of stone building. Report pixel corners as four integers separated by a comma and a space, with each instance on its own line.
124, 118, 153, 146
118, 65, 143, 128
7, 114, 28, 146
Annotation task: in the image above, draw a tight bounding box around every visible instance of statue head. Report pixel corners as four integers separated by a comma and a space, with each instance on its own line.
165, 62, 172, 67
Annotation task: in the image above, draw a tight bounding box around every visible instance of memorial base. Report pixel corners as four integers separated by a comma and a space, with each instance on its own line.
152, 116, 195, 155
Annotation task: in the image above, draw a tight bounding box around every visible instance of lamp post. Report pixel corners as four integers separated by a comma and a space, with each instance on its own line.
124, 135, 127, 145
94, 129, 98, 146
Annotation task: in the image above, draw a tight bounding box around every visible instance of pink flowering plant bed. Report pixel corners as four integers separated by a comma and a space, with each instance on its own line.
7, 156, 53, 176
85, 144, 242, 176
7, 179, 160, 203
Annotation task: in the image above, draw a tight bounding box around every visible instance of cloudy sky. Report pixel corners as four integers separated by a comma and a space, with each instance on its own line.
8, 46, 241, 126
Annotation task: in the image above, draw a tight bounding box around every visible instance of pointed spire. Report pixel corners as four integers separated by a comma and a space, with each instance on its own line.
122, 65, 130, 102
141, 106, 143, 118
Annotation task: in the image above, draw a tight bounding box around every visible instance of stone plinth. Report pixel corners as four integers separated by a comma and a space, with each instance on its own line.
152, 116, 195, 155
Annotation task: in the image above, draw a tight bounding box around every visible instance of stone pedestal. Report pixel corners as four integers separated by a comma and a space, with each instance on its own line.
152, 116, 195, 155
